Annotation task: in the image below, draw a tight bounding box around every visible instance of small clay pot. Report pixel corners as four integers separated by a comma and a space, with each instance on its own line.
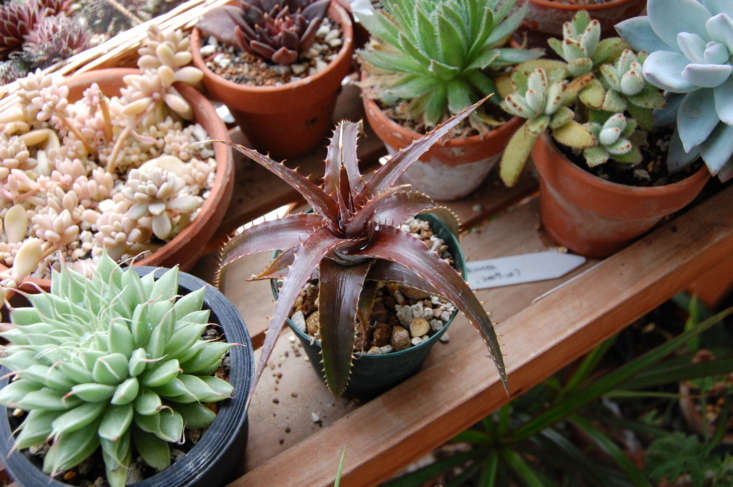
1, 68, 234, 292
191, 3, 354, 158
363, 95, 522, 201
532, 134, 709, 258
272, 214, 465, 398
520, 0, 646, 35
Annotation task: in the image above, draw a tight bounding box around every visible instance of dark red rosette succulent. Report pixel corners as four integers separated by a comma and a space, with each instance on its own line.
219, 98, 506, 395
228, 0, 330, 65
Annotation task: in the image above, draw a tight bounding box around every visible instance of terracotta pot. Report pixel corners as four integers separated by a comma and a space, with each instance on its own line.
1, 68, 234, 291
520, 0, 646, 35
363, 95, 523, 201
191, 3, 354, 158
532, 134, 709, 258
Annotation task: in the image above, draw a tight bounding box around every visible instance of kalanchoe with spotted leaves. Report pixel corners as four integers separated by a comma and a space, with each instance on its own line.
227, 0, 330, 65
218, 99, 506, 396
0, 256, 232, 486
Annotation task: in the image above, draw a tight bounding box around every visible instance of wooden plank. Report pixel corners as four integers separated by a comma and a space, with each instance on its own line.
230, 186, 733, 487
217, 170, 539, 348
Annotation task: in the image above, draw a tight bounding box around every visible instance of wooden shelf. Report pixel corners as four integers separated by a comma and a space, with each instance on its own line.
194, 83, 733, 487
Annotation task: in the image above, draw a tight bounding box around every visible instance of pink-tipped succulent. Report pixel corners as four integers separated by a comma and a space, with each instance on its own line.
218, 98, 506, 395
228, 0, 330, 65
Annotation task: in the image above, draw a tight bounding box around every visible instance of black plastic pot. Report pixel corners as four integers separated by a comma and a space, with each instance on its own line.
0, 268, 254, 487
272, 213, 465, 397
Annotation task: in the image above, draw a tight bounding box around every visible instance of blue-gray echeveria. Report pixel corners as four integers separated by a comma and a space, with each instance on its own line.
615, 0, 733, 180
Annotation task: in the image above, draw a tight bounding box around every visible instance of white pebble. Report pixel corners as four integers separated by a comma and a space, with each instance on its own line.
311, 412, 321, 423
430, 319, 443, 332
328, 37, 342, 47
411, 337, 423, 346
291, 63, 307, 75
213, 54, 230, 69
291, 311, 306, 331
440, 311, 451, 322
380, 345, 393, 354
439, 333, 450, 343
200, 44, 216, 56
395, 305, 413, 327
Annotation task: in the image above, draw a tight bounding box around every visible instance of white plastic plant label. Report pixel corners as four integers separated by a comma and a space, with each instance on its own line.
466, 250, 586, 290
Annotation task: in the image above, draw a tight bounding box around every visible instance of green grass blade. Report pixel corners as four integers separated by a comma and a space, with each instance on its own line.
478, 450, 499, 487
501, 449, 553, 487
382, 451, 477, 487
453, 429, 495, 445
560, 337, 615, 397
622, 356, 733, 390
334, 447, 346, 487
513, 307, 733, 441
569, 415, 651, 487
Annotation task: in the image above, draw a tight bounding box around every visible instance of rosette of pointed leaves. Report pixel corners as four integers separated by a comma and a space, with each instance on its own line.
21, 14, 90, 68
354, 0, 542, 126
0, 256, 232, 486
583, 113, 641, 166
228, 0, 329, 65
499, 67, 595, 186
616, 0, 733, 180
0, 1, 38, 58
218, 99, 506, 396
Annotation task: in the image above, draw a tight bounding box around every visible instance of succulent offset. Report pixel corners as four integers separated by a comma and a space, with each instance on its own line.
616, 0, 733, 180
218, 100, 506, 395
499, 66, 595, 186
499, 10, 666, 187
228, 0, 330, 65
0, 256, 232, 486
354, 0, 542, 126
0, 27, 214, 292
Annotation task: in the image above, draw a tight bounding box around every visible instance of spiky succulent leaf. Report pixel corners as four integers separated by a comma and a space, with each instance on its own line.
356, 0, 540, 125
318, 259, 372, 395
0, 256, 232, 486
222, 99, 508, 395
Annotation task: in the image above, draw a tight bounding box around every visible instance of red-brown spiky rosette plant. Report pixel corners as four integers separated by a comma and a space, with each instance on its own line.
218, 99, 506, 396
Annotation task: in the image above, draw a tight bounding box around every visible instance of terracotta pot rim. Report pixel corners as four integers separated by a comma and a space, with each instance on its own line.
537, 133, 710, 196
1, 68, 233, 289
191, 3, 353, 95
362, 92, 522, 149
529, 0, 641, 11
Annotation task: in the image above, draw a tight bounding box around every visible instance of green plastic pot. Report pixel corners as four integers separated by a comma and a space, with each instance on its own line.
271, 213, 465, 397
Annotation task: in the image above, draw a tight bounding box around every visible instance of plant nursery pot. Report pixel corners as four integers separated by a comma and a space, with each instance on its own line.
191, 2, 354, 159
363, 95, 523, 201
519, 0, 646, 35
0, 268, 254, 486
0, 68, 234, 292
272, 213, 465, 398
532, 134, 710, 258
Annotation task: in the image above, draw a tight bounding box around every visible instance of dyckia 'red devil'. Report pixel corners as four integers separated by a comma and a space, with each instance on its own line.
218, 98, 506, 395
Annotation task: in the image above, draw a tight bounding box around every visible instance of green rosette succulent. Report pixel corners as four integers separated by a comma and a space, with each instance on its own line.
0, 255, 232, 486
354, 0, 542, 126
616, 0, 733, 180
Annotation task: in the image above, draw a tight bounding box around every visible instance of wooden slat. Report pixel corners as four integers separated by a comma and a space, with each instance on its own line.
230, 186, 733, 487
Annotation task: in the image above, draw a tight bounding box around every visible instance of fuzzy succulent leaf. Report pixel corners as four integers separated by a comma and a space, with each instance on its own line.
0, 256, 232, 486
500, 122, 540, 187
356, 0, 540, 125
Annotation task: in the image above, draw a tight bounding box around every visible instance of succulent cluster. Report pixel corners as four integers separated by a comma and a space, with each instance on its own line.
616, 0, 733, 181
0, 0, 88, 83
0, 256, 232, 486
0, 27, 214, 292
218, 100, 506, 395
355, 0, 542, 128
499, 10, 666, 186
227, 0, 330, 65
